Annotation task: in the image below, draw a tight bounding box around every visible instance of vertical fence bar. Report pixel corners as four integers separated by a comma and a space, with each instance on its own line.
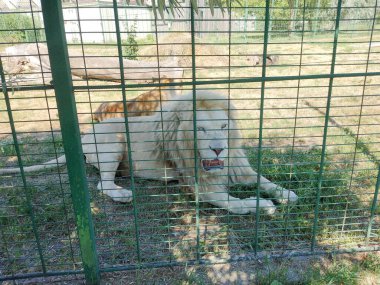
76, 0, 116, 262
342, 0, 378, 236
227, 0, 233, 252
40, 1, 100, 284
363, 0, 379, 244
190, 3, 201, 261
111, 0, 142, 264
286, 0, 307, 243
30, 1, 78, 265
311, 0, 342, 252
151, 0, 174, 263
29, 1, 77, 264
254, 0, 271, 255
366, 166, 380, 244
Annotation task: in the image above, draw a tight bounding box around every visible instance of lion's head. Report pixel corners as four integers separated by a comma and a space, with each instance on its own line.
156, 91, 242, 175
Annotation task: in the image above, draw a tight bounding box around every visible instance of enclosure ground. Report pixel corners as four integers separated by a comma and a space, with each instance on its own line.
2, 252, 380, 285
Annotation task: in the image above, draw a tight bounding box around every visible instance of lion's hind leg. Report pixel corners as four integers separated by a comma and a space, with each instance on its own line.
82, 124, 133, 203
97, 152, 133, 203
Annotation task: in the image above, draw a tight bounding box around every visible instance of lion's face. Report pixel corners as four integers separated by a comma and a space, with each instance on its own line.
196, 108, 229, 172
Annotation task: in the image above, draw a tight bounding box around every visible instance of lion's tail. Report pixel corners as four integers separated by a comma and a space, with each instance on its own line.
0, 155, 66, 175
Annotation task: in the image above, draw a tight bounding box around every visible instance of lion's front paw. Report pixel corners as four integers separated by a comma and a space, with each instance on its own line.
243, 197, 276, 215
287, 190, 298, 203
97, 182, 133, 203
104, 189, 133, 203
275, 188, 298, 204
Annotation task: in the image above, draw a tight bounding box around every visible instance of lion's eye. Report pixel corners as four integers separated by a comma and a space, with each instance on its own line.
221, 124, 227, 129
197, 127, 206, 132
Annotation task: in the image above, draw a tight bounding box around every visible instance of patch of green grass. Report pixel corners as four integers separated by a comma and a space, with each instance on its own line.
227, 147, 374, 251
244, 147, 354, 204
0, 136, 77, 275
0, 136, 64, 167
307, 260, 359, 285
0, 143, 16, 156
137, 33, 155, 45
322, 262, 359, 285
302, 254, 380, 285
248, 255, 380, 285
0, 182, 73, 234
361, 253, 380, 273
182, 267, 207, 285
256, 257, 289, 285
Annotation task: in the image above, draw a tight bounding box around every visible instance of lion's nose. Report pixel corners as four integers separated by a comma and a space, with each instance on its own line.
210, 147, 223, 156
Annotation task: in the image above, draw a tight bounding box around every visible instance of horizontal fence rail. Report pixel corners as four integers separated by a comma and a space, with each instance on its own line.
0, 0, 379, 283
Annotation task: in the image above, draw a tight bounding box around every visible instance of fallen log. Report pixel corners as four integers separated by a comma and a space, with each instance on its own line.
2, 43, 183, 85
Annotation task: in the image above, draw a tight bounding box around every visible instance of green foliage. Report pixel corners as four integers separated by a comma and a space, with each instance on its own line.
105, 0, 378, 34
306, 255, 380, 285
308, 260, 359, 285
123, 24, 139, 60
0, 13, 42, 43
225, 0, 376, 32
0, 137, 64, 168
361, 254, 380, 273
228, 147, 365, 247
238, 147, 354, 206
0, 143, 16, 157
323, 262, 359, 285
256, 257, 288, 285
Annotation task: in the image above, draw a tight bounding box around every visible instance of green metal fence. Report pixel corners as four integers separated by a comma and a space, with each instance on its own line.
0, 0, 379, 283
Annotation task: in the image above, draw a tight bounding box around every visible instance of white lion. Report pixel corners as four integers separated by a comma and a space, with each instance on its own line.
0, 91, 297, 214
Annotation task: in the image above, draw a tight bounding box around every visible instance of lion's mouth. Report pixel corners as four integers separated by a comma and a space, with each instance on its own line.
202, 159, 224, 171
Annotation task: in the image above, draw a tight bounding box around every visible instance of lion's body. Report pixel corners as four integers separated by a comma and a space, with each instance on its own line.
83, 116, 180, 181
93, 78, 177, 122
0, 91, 297, 214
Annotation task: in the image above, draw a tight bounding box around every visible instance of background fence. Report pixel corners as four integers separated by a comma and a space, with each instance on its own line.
0, 0, 379, 283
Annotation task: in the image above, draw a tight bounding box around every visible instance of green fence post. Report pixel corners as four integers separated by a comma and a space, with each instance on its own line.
40, 1, 100, 284
254, 0, 271, 255
111, 0, 142, 264
190, 2, 201, 262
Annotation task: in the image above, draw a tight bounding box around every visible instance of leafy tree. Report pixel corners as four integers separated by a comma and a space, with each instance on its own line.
123, 23, 139, 60
0, 13, 41, 43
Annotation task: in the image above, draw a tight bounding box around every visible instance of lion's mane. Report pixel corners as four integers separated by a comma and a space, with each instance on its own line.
151, 91, 248, 191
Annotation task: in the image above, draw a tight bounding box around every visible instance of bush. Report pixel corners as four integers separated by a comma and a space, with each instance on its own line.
0, 13, 42, 43
123, 24, 139, 60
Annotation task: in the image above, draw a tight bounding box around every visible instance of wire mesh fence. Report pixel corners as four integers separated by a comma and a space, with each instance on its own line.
0, 0, 379, 283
